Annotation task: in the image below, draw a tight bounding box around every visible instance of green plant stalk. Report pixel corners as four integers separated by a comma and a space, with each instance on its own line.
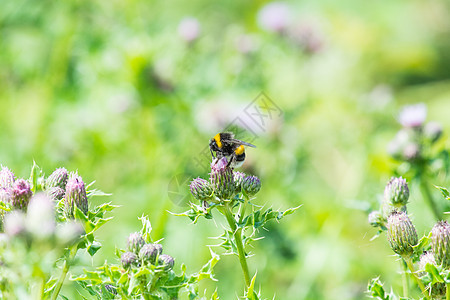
447, 282, 450, 300
51, 245, 77, 300
400, 260, 409, 297
420, 180, 441, 220
404, 257, 429, 300
223, 202, 251, 289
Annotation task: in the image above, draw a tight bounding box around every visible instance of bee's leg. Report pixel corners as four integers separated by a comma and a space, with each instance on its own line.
226, 154, 235, 168
210, 148, 215, 159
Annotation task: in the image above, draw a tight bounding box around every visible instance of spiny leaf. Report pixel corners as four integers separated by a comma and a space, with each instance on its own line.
435, 185, 450, 200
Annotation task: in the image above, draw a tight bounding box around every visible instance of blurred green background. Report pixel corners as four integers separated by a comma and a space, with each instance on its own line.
1, 0, 450, 299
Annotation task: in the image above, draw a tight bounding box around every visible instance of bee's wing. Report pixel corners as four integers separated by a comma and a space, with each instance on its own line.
230, 139, 256, 148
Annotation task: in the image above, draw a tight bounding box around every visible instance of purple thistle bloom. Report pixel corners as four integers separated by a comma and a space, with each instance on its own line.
242, 175, 261, 196
0, 166, 15, 189
398, 103, 427, 128
121, 251, 138, 269
46, 167, 68, 190
158, 254, 174, 270
233, 171, 245, 193
127, 232, 145, 254
46, 186, 66, 202
65, 173, 88, 217
257, 2, 291, 34
139, 243, 159, 264
11, 179, 32, 211
189, 177, 213, 201
210, 157, 235, 200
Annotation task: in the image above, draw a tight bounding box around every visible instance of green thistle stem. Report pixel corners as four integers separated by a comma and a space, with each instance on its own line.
446, 282, 450, 300
222, 202, 251, 289
400, 260, 409, 297
404, 257, 429, 300
51, 245, 77, 300
420, 180, 441, 220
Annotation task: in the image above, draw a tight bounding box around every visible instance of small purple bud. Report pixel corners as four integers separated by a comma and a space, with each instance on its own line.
154, 243, 163, 255
121, 251, 138, 269
11, 179, 32, 211
0, 188, 12, 204
386, 211, 418, 257
424, 121, 443, 143
127, 232, 145, 254
368, 210, 385, 228
104, 284, 117, 295
0, 166, 15, 189
257, 2, 291, 34
210, 157, 235, 200
47, 186, 66, 202
233, 171, 245, 193
242, 175, 261, 196
65, 173, 88, 217
384, 177, 409, 206
189, 178, 213, 201
178, 17, 201, 43
139, 243, 159, 264
158, 254, 174, 270
46, 168, 68, 190
431, 221, 450, 268
398, 103, 427, 128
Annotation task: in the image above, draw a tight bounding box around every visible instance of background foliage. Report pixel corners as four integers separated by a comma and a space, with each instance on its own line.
1, 0, 450, 299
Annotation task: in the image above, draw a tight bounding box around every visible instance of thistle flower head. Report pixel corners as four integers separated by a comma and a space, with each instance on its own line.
368, 210, 385, 228
47, 187, 66, 202
154, 243, 163, 255
0, 166, 15, 188
242, 175, 261, 196
139, 243, 159, 264
386, 211, 418, 257
210, 157, 234, 200
189, 178, 213, 201
431, 221, 450, 268
121, 251, 138, 269
233, 171, 245, 193
46, 168, 68, 190
11, 179, 32, 211
419, 251, 437, 272
424, 121, 443, 143
398, 103, 427, 128
158, 254, 174, 270
65, 172, 88, 217
384, 177, 409, 206
257, 2, 291, 34
0, 188, 12, 204
127, 232, 145, 254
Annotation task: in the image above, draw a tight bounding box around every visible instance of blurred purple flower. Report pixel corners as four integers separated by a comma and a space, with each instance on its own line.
26, 193, 55, 239
4, 211, 26, 237
257, 2, 291, 34
288, 21, 323, 53
235, 34, 257, 54
398, 103, 427, 128
178, 17, 201, 43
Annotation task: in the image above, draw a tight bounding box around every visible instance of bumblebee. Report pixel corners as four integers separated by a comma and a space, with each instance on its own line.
209, 132, 256, 168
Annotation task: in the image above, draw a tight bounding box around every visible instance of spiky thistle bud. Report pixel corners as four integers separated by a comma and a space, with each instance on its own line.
158, 254, 174, 271
431, 221, 450, 268
46, 168, 68, 190
65, 173, 88, 217
189, 178, 213, 201
0, 166, 15, 188
11, 179, 32, 211
139, 243, 159, 264
127, 232, 145, 254
121, 251, 138, 269
242, 175, 261, 196
233, 171, 245, 193
384, 177, 409, 206
47, 187, 65, 202
154, 243, 163, 255
419, 251, 436, 272
210, 157, 234, 200
386, 211, 418, 257
104, 284, 117, 295
368, 210, 385, 228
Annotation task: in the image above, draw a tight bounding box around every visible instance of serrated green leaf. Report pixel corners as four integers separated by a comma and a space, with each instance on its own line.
425, 263, 444, 284
87, 241, 102, 256
414, 232, 431, 254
